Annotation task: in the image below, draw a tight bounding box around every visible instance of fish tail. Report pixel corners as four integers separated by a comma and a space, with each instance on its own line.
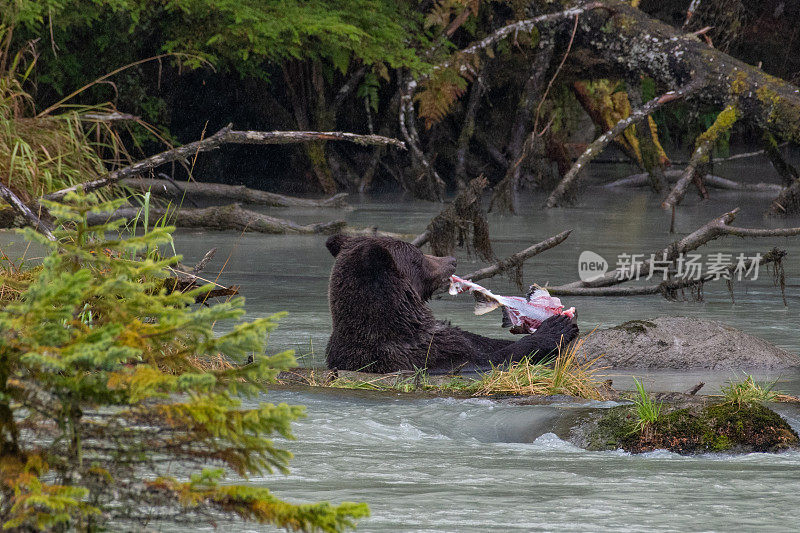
473, 292, 501, 315
501, 307, 513, 328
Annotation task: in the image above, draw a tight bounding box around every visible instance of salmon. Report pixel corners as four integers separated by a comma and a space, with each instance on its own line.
449, 275, 576, 334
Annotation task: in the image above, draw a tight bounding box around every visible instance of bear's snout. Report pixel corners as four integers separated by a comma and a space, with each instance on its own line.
426, 254, 457, 284
442, 256, 457, 277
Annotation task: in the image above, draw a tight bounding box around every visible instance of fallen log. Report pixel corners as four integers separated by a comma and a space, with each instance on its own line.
571, 0, 800, 144
166, 248, 239, 302
604, 171, 782, 192
535, 0, 800, 207
86, 204, 345, 235
43, 125, 405, 202
0, 183, 55, 240
120, 177, 349, 208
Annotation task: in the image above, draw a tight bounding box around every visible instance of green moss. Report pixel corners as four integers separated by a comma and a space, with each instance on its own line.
730, 71, 748, 96
696, 105, 742, 149
588, 402, 799, 454
757, 86, 800, 143
588, 406, 640, 450
613, 320, 657, 335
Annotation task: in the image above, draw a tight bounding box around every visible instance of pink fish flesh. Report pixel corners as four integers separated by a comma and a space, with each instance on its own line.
449, 275, 575, 334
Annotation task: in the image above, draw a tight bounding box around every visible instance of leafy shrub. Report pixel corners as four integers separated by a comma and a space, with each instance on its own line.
0, 192, 368, 530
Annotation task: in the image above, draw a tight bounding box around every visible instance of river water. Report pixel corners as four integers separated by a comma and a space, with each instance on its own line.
4, 158, 800, 531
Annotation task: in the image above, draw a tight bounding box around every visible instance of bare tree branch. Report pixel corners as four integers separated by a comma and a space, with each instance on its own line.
462, 229, 573, 283
451, 2, 605, 68
546, 79, 704, 208
549, 208, 800, 291
43, 125, 405, 202
399, 78, 446, 201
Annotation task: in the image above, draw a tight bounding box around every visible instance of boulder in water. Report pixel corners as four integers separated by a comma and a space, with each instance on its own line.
582, 402, 799, 454
579, 317, 799, 370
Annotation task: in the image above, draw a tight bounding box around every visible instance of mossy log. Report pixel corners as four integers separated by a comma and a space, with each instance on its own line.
587, 402, 799, 454
121, 178, 349, 208
85, 204, 345, 235
541, 0, 800, 206
569, 0, 800, 143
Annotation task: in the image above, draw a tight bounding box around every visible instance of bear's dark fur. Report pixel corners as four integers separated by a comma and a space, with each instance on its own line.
325, 234, 579, 373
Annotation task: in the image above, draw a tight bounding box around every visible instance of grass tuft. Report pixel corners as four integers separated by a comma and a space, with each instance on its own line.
631, 377, 662, 433
473, 336, 605, 400
721, 374, 780, 408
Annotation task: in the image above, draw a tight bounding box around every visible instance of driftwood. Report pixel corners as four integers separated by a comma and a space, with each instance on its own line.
462, 230, 573, 284
0, 183, 55, 240
548, 209, 800, 294
166, 248, 239, 302
767, 180, 800, 217
86, 204, 345, 235
549, 247, 787, 302
43, 125, 405, 202
120, 178, 349, 208
432, 229, 573, 298
604, 171, 783, 192
546, 80, 703, 208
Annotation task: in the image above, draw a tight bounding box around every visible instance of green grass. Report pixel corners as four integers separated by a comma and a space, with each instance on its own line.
295, 336, 607, 400
721, 374, 780, 408
473, 337, 605, 400
0, 29, 171, 203
632, 377, 663, 431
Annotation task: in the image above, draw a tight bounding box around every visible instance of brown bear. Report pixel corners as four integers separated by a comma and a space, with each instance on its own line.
325, 234, 579, 373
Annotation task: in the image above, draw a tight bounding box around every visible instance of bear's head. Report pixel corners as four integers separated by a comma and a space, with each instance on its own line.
326, 234, 456, 302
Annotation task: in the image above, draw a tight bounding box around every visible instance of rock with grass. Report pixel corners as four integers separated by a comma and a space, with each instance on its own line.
581, 402, 799, 455
579, 317, 800, 370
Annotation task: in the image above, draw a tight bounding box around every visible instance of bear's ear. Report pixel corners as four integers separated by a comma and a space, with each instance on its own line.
356, 242, 396, 278
326, 234, 351, 257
